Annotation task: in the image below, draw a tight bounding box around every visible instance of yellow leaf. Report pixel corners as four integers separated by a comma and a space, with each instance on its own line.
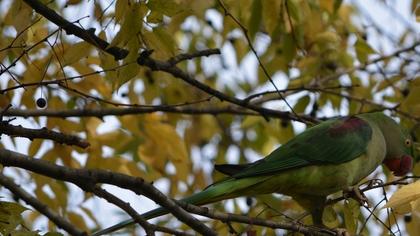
49, 181, 68, 208
241, 116, 262, 129
68, 212, 88, 230
85, 117, 102, 137
154, 26, 177, 55
63, 41, 92, 66
116, 39, 140, 88
99, 51, 118, 82
147, 0, 184, 16
115, 0, 129, 23
138, 114, 190, 180
109, 2, 143, 48
28, 139, 43, 157
319, 0, 334, 13
383, 181, 420, 214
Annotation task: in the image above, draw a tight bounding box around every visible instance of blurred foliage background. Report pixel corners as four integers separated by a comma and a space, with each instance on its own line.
0, 0, 419, 235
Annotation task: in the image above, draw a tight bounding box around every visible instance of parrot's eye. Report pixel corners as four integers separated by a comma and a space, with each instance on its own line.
405, 139, 412, 147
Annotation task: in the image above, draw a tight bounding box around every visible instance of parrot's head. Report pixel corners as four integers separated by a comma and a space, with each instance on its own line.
380, 116, 414, 176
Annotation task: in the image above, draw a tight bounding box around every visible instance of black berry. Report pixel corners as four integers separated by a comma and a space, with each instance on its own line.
36, 98, 47, 108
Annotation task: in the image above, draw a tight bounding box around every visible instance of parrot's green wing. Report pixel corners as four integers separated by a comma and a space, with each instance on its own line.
222, 116, 372, 179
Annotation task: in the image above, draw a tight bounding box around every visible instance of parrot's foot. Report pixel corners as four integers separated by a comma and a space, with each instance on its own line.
343, 186, 369, 207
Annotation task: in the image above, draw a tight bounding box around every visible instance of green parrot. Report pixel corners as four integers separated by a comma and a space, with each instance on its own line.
92, 112, 414, 235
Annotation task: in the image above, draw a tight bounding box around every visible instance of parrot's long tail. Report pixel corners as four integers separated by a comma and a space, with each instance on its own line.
90, 177, 250, 236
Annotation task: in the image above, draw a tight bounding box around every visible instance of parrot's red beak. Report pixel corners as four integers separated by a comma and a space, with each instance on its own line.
383, 155, 413, 176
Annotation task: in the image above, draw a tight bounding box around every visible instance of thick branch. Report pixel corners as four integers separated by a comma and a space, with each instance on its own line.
0, 148, 216, 236
0, 122, 89, 148
0, 173, 87, 236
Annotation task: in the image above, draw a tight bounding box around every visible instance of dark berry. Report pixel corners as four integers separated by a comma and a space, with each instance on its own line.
402, 88, 409, 97
36, 98, 47, 108
246, 197, 253, 206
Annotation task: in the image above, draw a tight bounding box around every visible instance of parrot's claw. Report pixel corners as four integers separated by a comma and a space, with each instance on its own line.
344, 186, 370, 207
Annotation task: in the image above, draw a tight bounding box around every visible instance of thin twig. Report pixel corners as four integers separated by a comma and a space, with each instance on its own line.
216, 0, 301, 122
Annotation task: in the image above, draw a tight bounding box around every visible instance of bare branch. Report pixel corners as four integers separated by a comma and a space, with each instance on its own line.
0, 122, 89, 148
3, 106, 258, 118
168, 49, 221, 65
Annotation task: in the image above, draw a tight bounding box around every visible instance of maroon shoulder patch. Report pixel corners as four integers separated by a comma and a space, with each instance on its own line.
328, 116, 368, 137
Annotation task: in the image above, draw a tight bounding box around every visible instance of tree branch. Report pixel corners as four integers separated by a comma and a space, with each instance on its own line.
0, 148, 216, 236
168, 49, 221, 65
0, 121, 89, 148
3, 106, 258, 118
22, 0, 128, 60
0, 173, 87, 236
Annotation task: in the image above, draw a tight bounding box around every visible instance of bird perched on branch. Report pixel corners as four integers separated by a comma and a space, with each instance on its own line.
92, 112, 414, 235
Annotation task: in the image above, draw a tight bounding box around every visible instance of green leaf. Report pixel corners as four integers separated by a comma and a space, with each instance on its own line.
293, 95, 310, 113
262, 0, 280, 34
322, 205, 339, 228
248, 0, 262, 40
283, 33, 297, 63
343, 199, 360, 234
116, 39, 140, 89
147, 0, 184, 16
62, 42, 92, 66
355, 37, 376, 63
